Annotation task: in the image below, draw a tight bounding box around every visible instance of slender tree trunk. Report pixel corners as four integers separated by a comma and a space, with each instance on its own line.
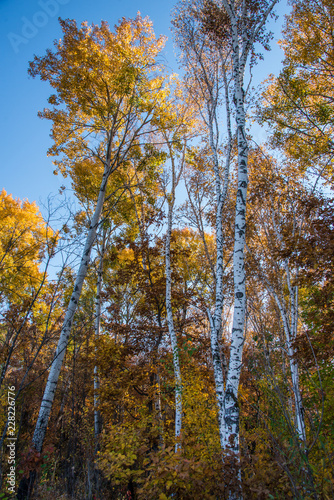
223, 92, 248, 454
209, 132, 228, 448
218, 6, 249, 499
206, 61, 233, 451
273, 287, 306, 443
272, 283, 318, 498
164, 135, 188, 452
165, 194, 182, 452
32, 164, 110, 453
92, 226, 107, 500
17, 164, 111, 500
290, 354, 306, 442
287, 274, 306, 443
94, 227, 107, 443
270, 198, 307, 444
219, 0, 279, 461
93, 367, 101, 436
155, 371, 163, 440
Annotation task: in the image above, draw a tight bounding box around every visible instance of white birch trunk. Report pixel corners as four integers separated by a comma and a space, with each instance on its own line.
273, 284, 306, 444
165, 186, 182, 453
223, 102, 248, 453
290, 352, 306, 443
286, 268, 306, 443
269, 196, 307, 443
173, 4, 278, 497
221, 3, 248, 456
208, 128, 227, 448
32, 164, 110, 453
205, 52, 233, 450
219, 0, 280, 457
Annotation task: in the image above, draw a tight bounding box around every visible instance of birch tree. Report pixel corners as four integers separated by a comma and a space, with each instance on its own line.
18, 15, 171, 498
164, 147, 184, 453
246, 151, 321, 497
173, 3, 278, 496
173, 1, 234, 455
161, 96, 195, 451
211, 0, 278, 459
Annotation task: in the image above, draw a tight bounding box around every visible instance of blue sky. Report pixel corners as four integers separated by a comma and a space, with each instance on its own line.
1, 0, 289, 206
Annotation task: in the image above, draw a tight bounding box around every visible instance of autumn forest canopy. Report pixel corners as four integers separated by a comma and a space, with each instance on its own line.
1, 0, 334, 499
